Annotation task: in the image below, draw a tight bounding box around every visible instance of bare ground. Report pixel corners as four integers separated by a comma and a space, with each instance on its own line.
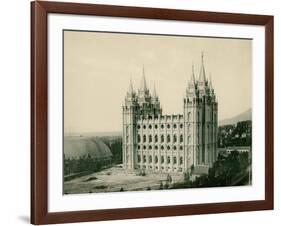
64, 165, 184, 194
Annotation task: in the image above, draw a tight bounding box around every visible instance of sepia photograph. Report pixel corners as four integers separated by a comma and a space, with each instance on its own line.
63, 30, 252, 195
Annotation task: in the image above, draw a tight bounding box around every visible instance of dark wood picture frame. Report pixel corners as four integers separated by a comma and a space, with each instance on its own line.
31, 1, 274, 225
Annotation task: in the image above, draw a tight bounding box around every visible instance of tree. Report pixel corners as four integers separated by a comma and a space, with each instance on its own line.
170, 151, 250, 189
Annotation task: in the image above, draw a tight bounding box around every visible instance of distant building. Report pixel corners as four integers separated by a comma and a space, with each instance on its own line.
64, 136, 112, 175
218, 146, 251, 156
122, 54, 218, 174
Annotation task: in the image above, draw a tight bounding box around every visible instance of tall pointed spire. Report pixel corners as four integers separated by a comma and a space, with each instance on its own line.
209, 74, 212, 89
190, 63, 196, 84
199, 51, 206, 83
140, 65, 148, 92
153, 84, 157, 98
209, 73, 215, 97
128, 76, 134, 94
187, 63, 197, 96
152, 83, 159, 104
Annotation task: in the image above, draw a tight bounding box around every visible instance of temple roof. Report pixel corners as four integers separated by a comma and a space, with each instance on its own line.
64, 136, 113, 160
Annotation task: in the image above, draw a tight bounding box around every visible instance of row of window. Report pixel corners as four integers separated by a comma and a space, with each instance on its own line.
137, 145, 184, 151
137, 134, 185, 143
137, 155, 183, 165
137, 165, 183, 172
137, 123, 183, 130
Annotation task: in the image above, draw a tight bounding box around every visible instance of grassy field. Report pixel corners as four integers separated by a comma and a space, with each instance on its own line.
64, 165, 184, 194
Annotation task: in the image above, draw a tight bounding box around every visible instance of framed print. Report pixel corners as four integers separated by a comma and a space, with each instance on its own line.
31, 1, 274, 225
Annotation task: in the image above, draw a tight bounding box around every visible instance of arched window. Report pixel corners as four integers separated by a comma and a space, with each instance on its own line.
167, 134, 171, 143
161, 145, 164, 150
173, 146, 177, 150
149, 125, 152, 129
173, 124, 177, 129
137, 125, 141, 129
149, 155, 152, 163
155, 124, 158, 129
149, 145, 152, 150
155, 156, 158, 163
143, 155, 146, 163
161, 156, 164, 163
143, 145, 146, 150
143, 125, 146, 129
155, 145, 158, 150
179, 157, 183, 165
173, 134, 177, 143
137, 155, 141, 163
173, 157, 177, 164
188, 112, 191, 121
167, 156, 171, 164
143, 135, 146, 143
161, 134, 164, 143
167, 145, 170, 150
154, 135, 158, 143
149, 135, 152, 143
179, 146, 183, 150
180, 124, 183, 129
180, 134, 183, 143
167, 124, 170, 129
161, 124, 164, 129
137, 134, 141, 143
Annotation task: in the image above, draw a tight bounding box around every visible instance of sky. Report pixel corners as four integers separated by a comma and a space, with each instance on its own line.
64, 30, 252, 133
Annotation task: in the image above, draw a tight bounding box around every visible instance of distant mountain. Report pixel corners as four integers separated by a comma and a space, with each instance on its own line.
219, 108, 251, 126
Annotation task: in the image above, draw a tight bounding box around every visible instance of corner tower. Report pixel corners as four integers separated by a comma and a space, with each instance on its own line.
184, 64, 198, 171
184, 53, 218, 173
122, 79, 138, 169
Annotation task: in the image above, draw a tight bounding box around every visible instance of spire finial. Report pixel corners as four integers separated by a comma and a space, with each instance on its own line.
140, 65, 148, 92
190, 62, 196, 84
128, 75, 134, 94
153, 83, 157, 97
192, 62, 194, 74
199, 51, 206, 83
209, 73, 212, 88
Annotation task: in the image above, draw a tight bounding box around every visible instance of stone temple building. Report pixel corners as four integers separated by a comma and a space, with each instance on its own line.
122, 54, 218, 174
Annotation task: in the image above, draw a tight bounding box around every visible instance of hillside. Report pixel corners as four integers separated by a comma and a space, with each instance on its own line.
219, 108, 251, 126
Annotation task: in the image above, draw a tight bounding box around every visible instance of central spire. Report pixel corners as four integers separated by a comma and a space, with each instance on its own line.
140, 65, 148, 92
199, 51, 206, 83
128, 76, 134, 95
